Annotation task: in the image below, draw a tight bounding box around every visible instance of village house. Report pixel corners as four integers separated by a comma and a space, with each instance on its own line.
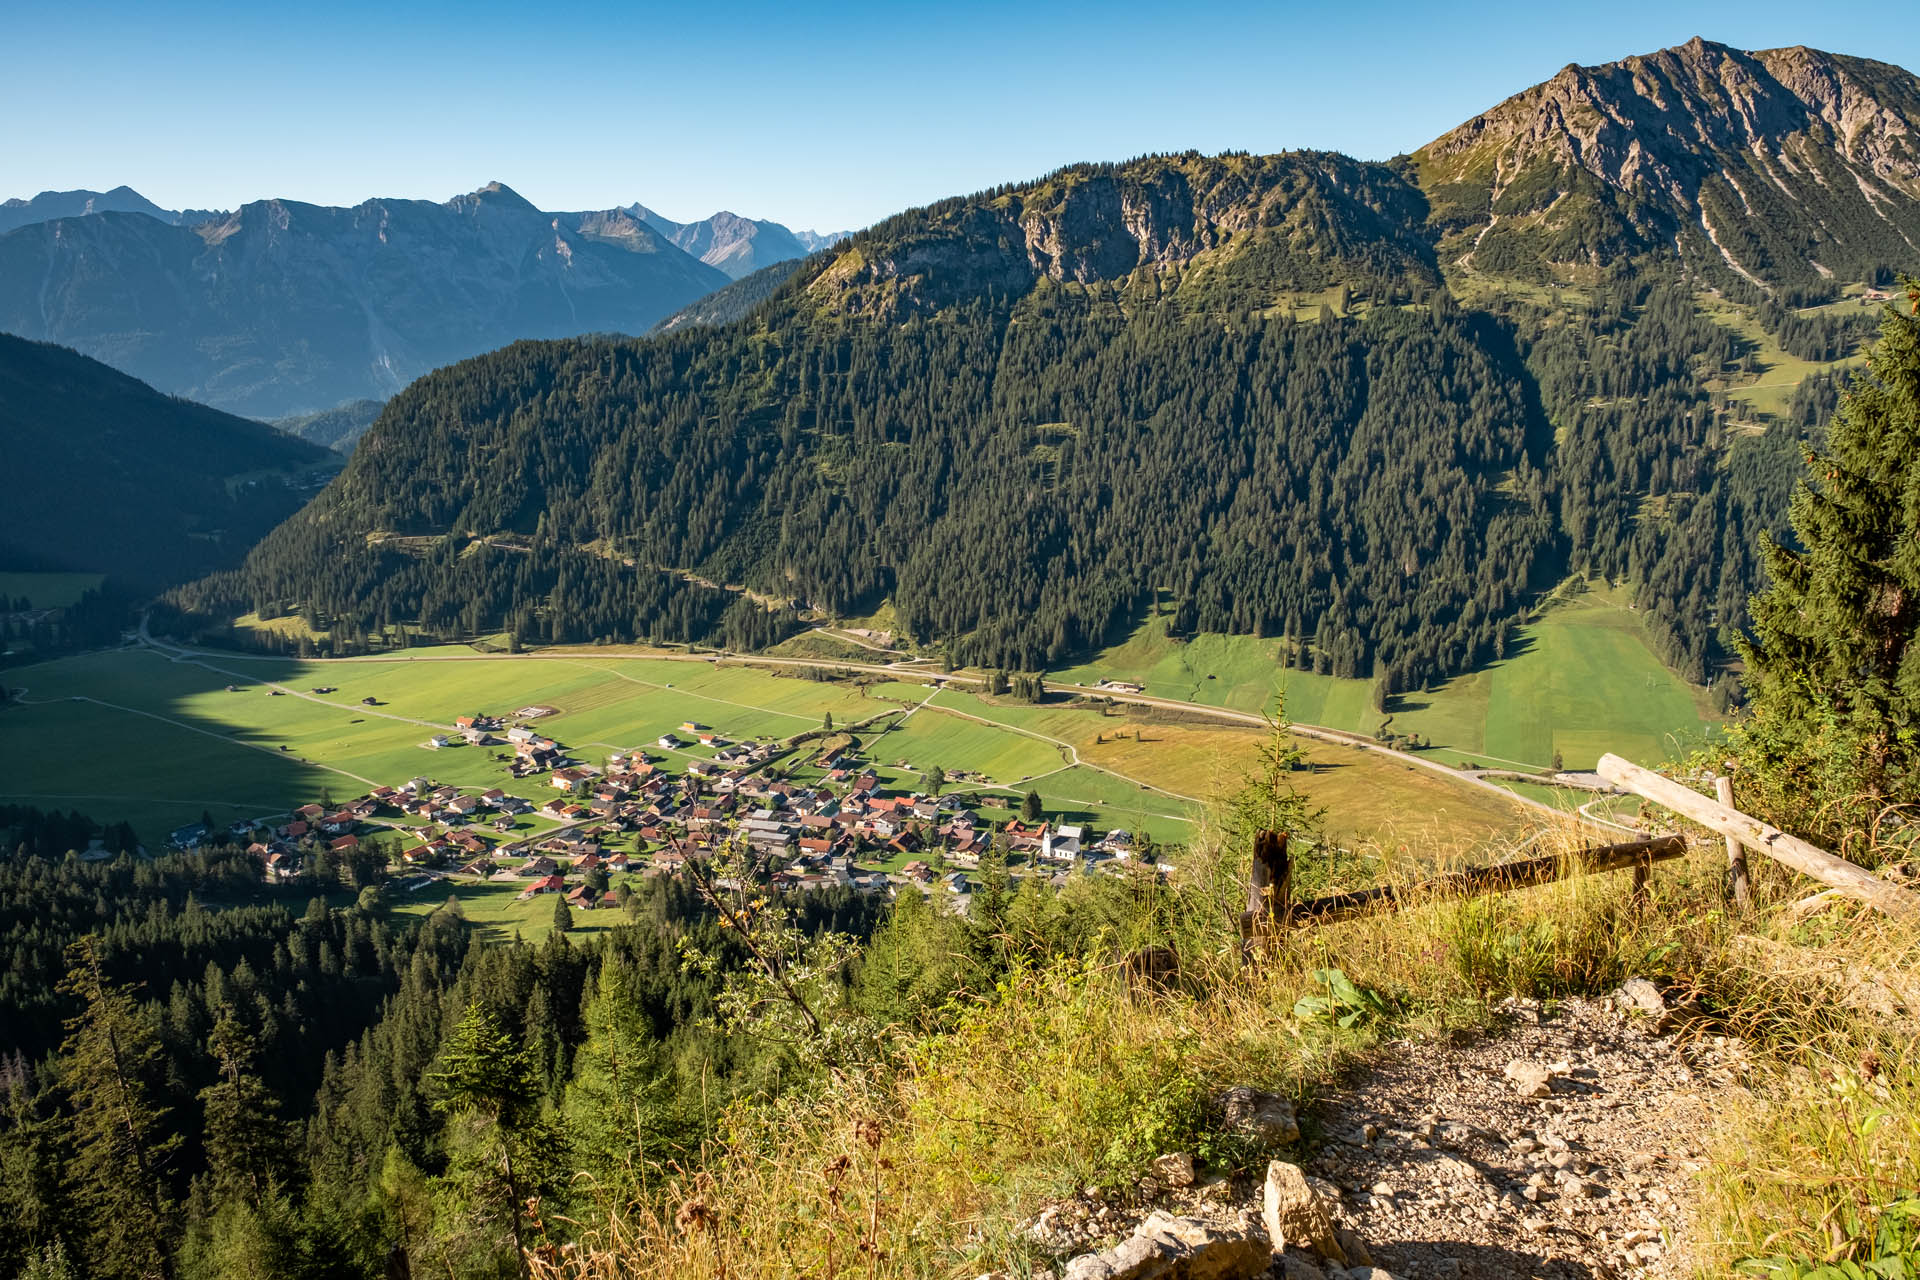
518, 873, 566, 901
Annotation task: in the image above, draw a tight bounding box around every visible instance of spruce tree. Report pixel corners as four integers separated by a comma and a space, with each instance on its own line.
197, 1008, 288, 1207
968, 838, 1012, 969
551, 894, 573, 934
1740, 281, 1920, 851
430, 1005, 561, 1278
0, 1060, 71, 1277
56, 936, 179, 1280
1021, 790, 1043, 823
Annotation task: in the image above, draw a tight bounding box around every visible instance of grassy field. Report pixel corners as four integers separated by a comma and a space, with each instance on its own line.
1, 636, 1553, 859
1057, 582, 1717, 772
0, 572, 106, 609
387, 874, 643, 944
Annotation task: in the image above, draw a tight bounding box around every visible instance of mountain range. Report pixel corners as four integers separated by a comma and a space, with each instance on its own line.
0, 185, 224, 235
107, 41, 1920, 692
626, 204, 846, 278
0, 183, 845, 418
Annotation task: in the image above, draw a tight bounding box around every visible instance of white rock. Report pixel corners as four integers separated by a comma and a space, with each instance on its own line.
1264, 1160, 1347, 1264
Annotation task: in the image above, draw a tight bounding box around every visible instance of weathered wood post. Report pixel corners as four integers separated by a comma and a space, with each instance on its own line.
1715, 775, 1753, 910
1240, 830, 1291, 963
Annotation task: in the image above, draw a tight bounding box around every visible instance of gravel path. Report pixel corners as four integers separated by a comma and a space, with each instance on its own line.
1299, 995, 1746, 1279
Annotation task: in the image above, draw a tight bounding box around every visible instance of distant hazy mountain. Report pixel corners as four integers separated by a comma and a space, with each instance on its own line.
272, 398, 387, 453
0, 182, 730, 418
0, 334, 333, 588
626, 204, 849, 279
0, 185, 223, 235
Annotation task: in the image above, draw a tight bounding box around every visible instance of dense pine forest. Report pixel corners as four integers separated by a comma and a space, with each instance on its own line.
0, 335, 334, 590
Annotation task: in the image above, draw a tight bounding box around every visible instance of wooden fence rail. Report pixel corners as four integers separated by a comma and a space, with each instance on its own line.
1289, 836, 1686, 926
1242, 833, 1686, 950
1596, 753, 1920, 920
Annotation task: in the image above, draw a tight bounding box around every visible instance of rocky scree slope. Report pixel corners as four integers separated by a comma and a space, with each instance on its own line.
1027, 988, 1741, 1280
1415, 38, 1920, 287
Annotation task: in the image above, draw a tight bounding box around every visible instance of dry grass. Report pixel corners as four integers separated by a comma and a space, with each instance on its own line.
529, 818, 1920, 1279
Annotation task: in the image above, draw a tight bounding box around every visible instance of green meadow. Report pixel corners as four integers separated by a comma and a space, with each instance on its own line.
0, 582, 1700, 853
1058, 582, 1718, 772
1, 644, 1217, 843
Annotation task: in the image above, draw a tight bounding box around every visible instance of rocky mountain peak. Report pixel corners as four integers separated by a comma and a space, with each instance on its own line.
452, 181, 542, 215
1414, 39, 1920, 288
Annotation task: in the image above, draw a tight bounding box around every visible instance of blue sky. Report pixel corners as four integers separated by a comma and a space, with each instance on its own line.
4, 0, 1916, 233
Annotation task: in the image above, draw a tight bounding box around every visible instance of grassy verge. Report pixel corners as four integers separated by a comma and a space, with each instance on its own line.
530, 808, 1920, 1279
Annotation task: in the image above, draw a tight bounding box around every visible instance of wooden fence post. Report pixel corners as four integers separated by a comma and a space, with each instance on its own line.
1240, 830, 1291, 962
1715, 775, 1753, 911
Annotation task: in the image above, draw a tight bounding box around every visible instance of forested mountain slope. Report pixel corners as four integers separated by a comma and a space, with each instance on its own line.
177, 151, 1551, 687
0, 335, 333, 588
0, 183, 729, 418
172, 42, 1920, 694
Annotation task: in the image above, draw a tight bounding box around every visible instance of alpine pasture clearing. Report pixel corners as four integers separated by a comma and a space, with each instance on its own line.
384, 875, 641, 945
1701, 293, 1870, 419
1057, 583, 1718, 772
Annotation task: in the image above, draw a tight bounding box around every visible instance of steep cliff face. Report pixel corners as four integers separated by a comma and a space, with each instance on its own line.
807, 152, 1438, 317
0, 184, 729, 418
1416, 38, 1920, 286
